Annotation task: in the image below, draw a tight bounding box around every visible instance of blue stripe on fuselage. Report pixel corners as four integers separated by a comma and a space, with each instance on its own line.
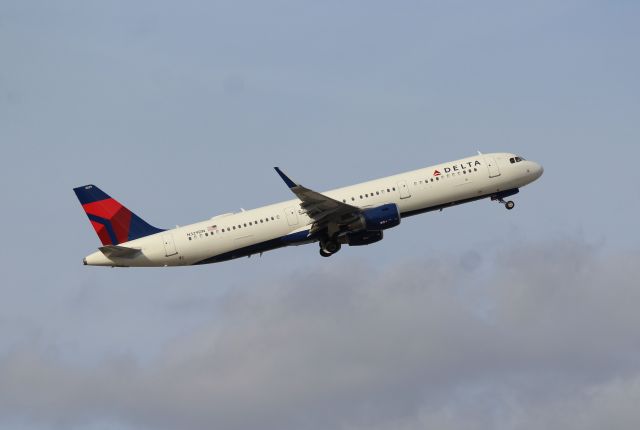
193, 229, 314, 265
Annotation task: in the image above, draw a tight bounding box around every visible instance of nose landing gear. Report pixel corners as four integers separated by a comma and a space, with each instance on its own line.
491, 190, 518, 211
495, 196, 515, 210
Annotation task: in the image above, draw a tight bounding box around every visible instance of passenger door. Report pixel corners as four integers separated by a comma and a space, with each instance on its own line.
485, 157, 501, 178
162, 234, 178, 257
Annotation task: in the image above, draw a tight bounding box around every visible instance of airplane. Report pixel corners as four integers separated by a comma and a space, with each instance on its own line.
74, 152, 543, 267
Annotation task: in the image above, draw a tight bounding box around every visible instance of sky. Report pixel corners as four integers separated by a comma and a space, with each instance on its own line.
0, 0, 639, 429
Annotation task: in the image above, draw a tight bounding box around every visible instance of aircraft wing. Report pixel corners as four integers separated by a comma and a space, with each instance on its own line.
274, 167, 361, 236
99, 245, 141, 258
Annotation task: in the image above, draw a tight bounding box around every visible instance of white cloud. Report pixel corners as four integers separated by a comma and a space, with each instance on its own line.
1, 239, 639, 430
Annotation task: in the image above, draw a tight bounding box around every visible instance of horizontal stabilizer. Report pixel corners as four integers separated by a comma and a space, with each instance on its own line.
99, 245, 141, 258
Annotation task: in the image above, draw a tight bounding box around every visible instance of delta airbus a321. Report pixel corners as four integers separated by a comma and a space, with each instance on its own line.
74, 152, 543, 267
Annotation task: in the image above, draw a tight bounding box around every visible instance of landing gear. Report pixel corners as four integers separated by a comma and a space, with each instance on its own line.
493, 195, 516, 210
491, 189, 519, 211
319, 239, 341, 257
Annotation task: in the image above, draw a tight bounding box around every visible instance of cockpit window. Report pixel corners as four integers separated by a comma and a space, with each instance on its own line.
511, 156, 525, 163
510, 157, 515, 164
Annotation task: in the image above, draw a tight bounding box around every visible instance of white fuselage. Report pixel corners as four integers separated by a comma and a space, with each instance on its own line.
83, 153, 543, 267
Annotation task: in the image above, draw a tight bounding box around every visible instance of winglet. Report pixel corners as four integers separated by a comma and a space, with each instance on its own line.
274, 167, 298, 188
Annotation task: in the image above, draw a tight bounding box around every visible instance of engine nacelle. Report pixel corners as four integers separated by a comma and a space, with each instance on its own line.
345, 230, 384, 246
360, 203, 401, 231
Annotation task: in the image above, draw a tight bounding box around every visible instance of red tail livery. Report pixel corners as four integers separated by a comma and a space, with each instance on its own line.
73, 185, 164, 245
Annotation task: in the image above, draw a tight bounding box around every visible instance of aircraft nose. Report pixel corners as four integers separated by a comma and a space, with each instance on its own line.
536, 163, 544, 178
531, 161, 544, 179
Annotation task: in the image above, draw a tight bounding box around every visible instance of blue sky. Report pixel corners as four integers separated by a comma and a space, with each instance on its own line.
1, 1, 639, 429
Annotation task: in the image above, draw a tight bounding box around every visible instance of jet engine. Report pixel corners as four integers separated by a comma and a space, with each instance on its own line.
345, 230, 384, 246
348, 203, 401, 232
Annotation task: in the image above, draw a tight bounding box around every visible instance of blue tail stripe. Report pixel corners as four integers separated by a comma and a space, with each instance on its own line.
129, 213, 165, 241
73, 185, 111, 205
87, 214, 119, 245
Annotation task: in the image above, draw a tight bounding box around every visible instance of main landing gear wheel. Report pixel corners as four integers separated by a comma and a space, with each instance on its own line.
319, 240, 341, 257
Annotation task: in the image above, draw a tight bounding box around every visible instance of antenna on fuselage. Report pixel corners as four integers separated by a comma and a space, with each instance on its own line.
477, 150, 483, 155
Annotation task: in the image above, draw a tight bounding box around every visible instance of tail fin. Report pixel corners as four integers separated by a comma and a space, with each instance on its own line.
73, 184, 165, 246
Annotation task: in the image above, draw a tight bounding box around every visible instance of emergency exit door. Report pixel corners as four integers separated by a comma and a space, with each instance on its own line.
285, 206, 299, 226
397, 180, 411, 199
